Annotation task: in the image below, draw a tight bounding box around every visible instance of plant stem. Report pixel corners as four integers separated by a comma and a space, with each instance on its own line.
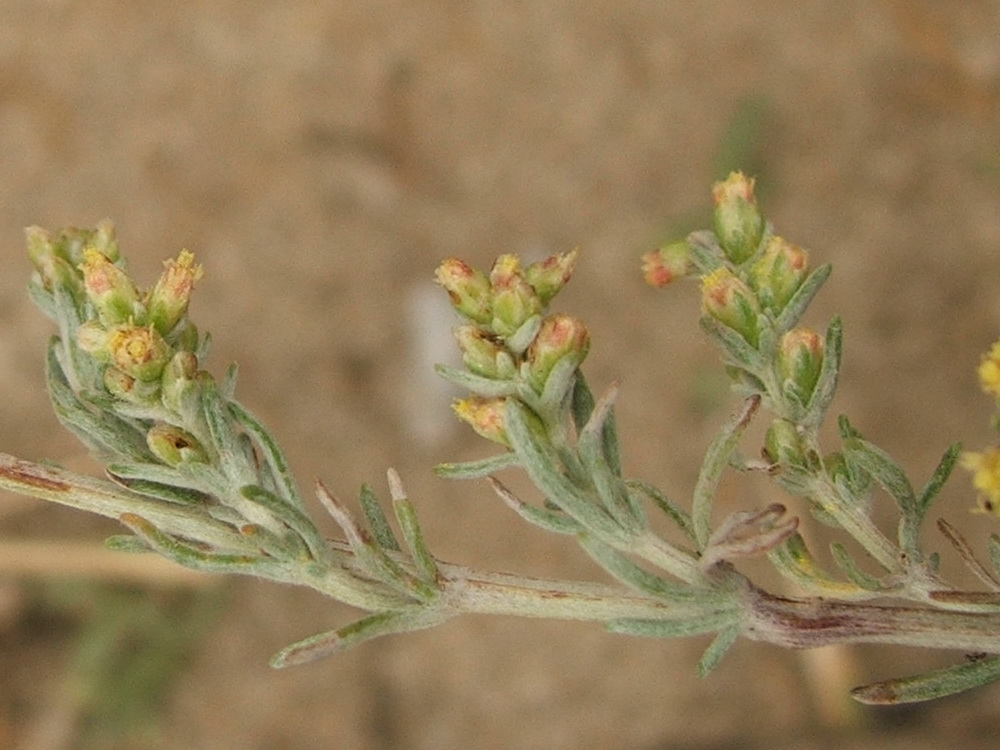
7, 452, 1000, 655
743, 584, 1000, 653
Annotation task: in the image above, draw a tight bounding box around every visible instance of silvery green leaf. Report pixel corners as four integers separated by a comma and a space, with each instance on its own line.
852, 655, 1000, 705
433, 364, 519, 397
434, 453, 521, 479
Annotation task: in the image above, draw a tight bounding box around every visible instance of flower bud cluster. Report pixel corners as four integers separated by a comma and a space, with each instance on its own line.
27, 225, 209, 465
73, 246, 204, 407
435, 250, 589, 445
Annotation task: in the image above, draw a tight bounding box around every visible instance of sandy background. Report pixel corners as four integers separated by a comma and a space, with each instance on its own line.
1, 1, 1000, 748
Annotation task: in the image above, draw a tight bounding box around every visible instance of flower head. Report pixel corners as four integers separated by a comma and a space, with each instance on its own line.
452, 396, 510, 446
79, 248, 141, 326
700, 267, 761, 347
435, 258, 493, 325
641, 240, 693, 287
524, 248, 579, 305
962, 447, 1000, 515
749, 236, 808, 313
712, 172, 765, 265
147, 250, 204, 336
490, 254, 543, 337
977, 341, 1000, 397
107, 325, 173, 382
525, 314, 590, 395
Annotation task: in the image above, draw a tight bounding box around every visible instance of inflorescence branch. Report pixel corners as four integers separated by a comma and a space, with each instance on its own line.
3, 176, 1000, 705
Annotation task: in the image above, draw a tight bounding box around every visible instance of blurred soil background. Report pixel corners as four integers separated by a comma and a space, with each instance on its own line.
1, 1, 1000, 748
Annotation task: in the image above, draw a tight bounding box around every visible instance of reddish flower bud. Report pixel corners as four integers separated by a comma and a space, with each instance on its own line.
490, 254, 543, 337
79, 248, 141, 326
641, 240, 694, 287
778, 328, 824, 404
749, 236, 809, 313
147, 249, 203, 336
712, 172, 765, 264
700, 267, 761, 347
525, 314, 590, 394
435, 258, 493, 325
524, 248, 579, 305
452, 396, 510, 447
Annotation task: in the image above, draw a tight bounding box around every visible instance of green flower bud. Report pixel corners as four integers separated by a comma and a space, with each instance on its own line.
764, 418, 807, 469
524, 248, 579, 305
147, 249, 203, 336
749, 236, 808, 313
26, 226, 81, 296
79, 248, 142, 326
435, 258, 493, 324
712, 172, 765, 264
490, 254, 543, 337
700, 267, 761, 347
107, 325, 172, 382
525, 314, 590, 395
147, 422, 208, 466
641, 240, 694, 287
89, 220, 121, 262
104, 366, 160, 404
161, 350, 200, 414
77, 321, 114, 363
778, 328, 824, 404
454, 325, 510, 379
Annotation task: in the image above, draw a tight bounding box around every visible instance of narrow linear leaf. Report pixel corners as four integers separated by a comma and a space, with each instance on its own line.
488, 477, 581, 534
433, 364, 519, 398
830, 542, 886, 592
686, 230, 726, 274
692, 395, 761, 549
228, 399, 305, 510
699, 316, 765, 372
108, 475, 208, 506
698, 624, 741, 677
574, 374, 622, 478
241, 485, 332, 567
201, 383, 256, 488
937, 518, 1000, 592
774, 263, 832, 333
842, 438, 915, 513
46, 344, 152, 462
316, 482, 434, 600
577, 533, 702, 602
987, 534, 1000, 583
119, 513, 263, 574
270, 608, 447, 668
852, 655, 1000, 705
434, 453, 521, 479
803, 316, 842, 426
767, 534, 869, 598
108, 461, 216, 495
505, 400, 624, 543
917, 443, 961, 516
577, 389, 644, 532
105, 535, 151, 553
358, 484, 401, 552
626, 480, 696, 543
388, 469, 439, 584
